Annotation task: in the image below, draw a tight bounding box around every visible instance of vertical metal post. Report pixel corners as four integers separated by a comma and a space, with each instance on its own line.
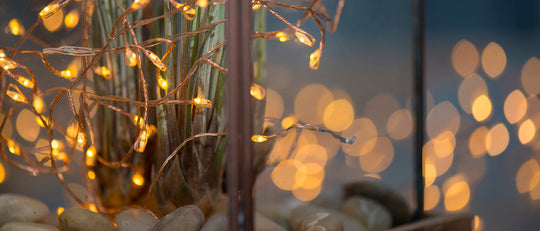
226, 0, 254, 230
412, 0, 425, 221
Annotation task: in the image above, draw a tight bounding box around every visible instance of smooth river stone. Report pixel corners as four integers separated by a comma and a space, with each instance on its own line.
0, 222, 59, 231
290, 205, 343, 231
200, 213, 228, 231
58, 207, 116, 231
150, 205, 204, 231
343, 181, 411, 226
115, 208, 157, 231
0, 194, 49, 226
341, 197, 392, 231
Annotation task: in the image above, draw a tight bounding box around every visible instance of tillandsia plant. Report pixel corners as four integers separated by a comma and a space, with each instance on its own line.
0, 0, 345, 217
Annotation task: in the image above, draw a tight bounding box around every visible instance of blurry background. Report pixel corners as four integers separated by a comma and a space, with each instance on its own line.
1, 0, 540, 230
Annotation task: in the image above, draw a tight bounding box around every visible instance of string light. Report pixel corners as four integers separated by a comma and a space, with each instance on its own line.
6, 84, 26, 103
33, 96, 45, 113
51, 139, 61, 150
143, 50, 167, 71
171, 2, 197, 20
35, 116, 50, 128
93, 66, 111, 79
158, 77, 168, 91
86, 145, 97, 167
56, 207, 64, 216
77, 132, 86, 146
125, 47, 138, 67
192, 97, 212, 108
252, 0, 262, 10
134, 130, 149, 152
0, 50, 5, 58
309, 48, 321, 70
130, 0, 150, 10
197, 0, 208, 8
64, 9, 80, 29
8, 19, 25, 36
60, 70, 73, 79
132, 172, 144, 187
251, 135, 267, 143
294, 31, 314, 47
276, 31, 288, 42
87, 170, 96, 180
88, 204, 97, 213
7, 139, 20, 155
250, 83, 266, 100
0, 58, 17, 70
14, 76, 34, 89
39, 2, 61, 19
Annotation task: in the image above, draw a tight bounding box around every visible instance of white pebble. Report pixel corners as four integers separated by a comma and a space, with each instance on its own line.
0, 194, 49, 226
115, 208, 157, 231
58, 207, 116, 231
0, 222, 58, 231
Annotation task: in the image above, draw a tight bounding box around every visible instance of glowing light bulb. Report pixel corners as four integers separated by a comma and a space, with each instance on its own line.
0, 50, 5, 58
33, 97, 45, 113
143, 50, 167, 71
158, 77, 168, 91
276, 31, 288, 42
14, 76, 33, 89
252, 0, 261, 10
130, 0, 150, 10
8, 19, 25, 36
36, 116, 50, 127
51, 139, 60, 150
56, 207, 64, 216
77, 132, 86, 146
60, 70, 73, 79
88, 204, 97, 213
309, 49, 321, 70
7, 139, 20, 155
39, 3, 61, 19
197, 0, 208, 8
7, 84, 26, 102
134, 130, 149, 152
193, 97, 212, 108
0, 58, 17, 70
132, 172, 144, 187
64, 10, 80, 29
94, 66, 111, 79
173, 2, 196, 20
87, 170, 96, 180
251, 135, 267, 143
250, 83, 266, 100
86, 145, 97, 167
295, 31, 314, 47
125, 48, 138, 66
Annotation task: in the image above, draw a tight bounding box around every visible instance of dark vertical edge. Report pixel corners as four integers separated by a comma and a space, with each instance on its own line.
412, 0, 425, 221
226, 0, 254, 230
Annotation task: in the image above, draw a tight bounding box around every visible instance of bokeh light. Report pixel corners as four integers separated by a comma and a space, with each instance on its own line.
469, 126, 489, 158
267, 130, 297, 164
64, 9, 80, 29
265, 88, 284, 120
471, 94, 492, 122
16, 109, 40, 142
485, 123, 509, 156
521, 57, 540, 96
426, 101, 460, 139
363, 93, 399, 134
0, 162, 5, 183
386, 109, 413, 140
294, 144, 328, 174
451, 39, 479, 77
474, 216, 484, 231
433, 130, 456, 158
271, 159, 304, 191
504, 89, 528, 124
323, 99, 354, 132
341, 118, 378, 156
481, 42, 506, 78
281, 115, 297, 129
42, 8, 64, 32
425, 162, 437, 187
518, 119, 536, 144
515, 159, 540, 194
458, 73, 488, 114
424, 185, 440, 211
315, 132, 340, 160
295, 84, 333, 125
424, 140, 454, 176
359, 137, 394, 173
292, 184, 322, 201
443, 175, 471, 212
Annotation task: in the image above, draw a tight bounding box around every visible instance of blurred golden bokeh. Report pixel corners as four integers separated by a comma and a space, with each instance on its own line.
424, 185, 440, 211
485, 123, 509, 156
426, 101, 460, 139
341, 118, 377, 156
443, 175, 470, 212
451, 39, 479, 77
315, 132, 340, 160
267, 130, 297, 164
0, 162, 5, 183
518, 119, 536, 144
359, 137, 394, 173
386, 109, 413, 140
474, 216, 484, 231
0, 114, 13, 138
281, 115, 297, 129
265, 88, 284, 120
481, 42, 506, 78
433, 130, 456, 158
529, 172, 540, 200
295, 84, 333, 125
292, 184, 322, 201
8, 18, 25, 36
425, 162, 437, 187
271, 159, 304, 191
458, 73, 488, 114
521, 57, 540, 96
296, 167, 324, 190
323, 99, 354, 132
471, 94, 492, 122
504, 89, 527, 124
64, 9, 80, 29
296, 130, 318, 149
515, 159, 540, 194
469, 126, 489, 158
16, 109, 40, 142
42, 9, 64, 32
294, 144, 328, 174
424, 140, 454, 177
363, 93, 399, 134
